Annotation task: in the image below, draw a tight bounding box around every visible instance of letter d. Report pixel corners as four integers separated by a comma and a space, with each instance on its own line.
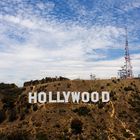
102, 91, 110, 102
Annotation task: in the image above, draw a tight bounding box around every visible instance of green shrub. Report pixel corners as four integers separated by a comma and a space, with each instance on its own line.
20, 112, 25, 120
88, 88, 93, 93
123, 131, 131, 138
73, 106, 90, 116
71, 118, 83, 134
97, 101, 104, 109
36, 132, 48, 140
8, 109, 17, 122
0, 110, 6, 123
67, 83, 71, 88
124, 86, 134, 91
33, 104, 38, 111
7, 131, 28, 140
106, 83, 110, 86
101, 86, 104, 89
112, 80, 117, 83
58, 83, 61, 86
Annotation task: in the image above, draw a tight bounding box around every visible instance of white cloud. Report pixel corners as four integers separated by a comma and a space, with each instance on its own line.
36, 1, 55, 11
0, 12, 139, 86
120, 0, 140, 11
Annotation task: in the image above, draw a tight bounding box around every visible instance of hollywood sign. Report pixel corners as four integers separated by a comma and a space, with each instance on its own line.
29, 91, 110, 103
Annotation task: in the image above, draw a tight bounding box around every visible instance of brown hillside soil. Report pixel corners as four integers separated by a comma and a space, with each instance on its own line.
0, 79, 140, 140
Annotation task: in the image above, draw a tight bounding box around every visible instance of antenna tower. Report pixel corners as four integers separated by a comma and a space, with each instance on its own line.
118, 27, 133, 79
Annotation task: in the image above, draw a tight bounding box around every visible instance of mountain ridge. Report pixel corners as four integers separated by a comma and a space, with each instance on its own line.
0, 78, 140, 140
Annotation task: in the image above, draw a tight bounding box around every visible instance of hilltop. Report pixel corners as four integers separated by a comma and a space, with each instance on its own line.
0, 78, 140, 140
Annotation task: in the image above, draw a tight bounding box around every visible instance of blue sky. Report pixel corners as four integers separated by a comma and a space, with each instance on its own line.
0, 0, 140, 85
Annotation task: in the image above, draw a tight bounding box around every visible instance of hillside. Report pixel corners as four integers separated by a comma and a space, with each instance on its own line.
0, 78, 140, 140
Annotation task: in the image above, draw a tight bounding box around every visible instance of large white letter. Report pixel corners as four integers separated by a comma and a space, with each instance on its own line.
49, 92, 57, 103
81, 92, 89, 103
91, 92, 99, 102
38, 92, 47, 103
71, 92, 80, 103
29, 92, 37, 103
57, 92, 64, 103
63, 91, 70, 103
102, 91, 110, 102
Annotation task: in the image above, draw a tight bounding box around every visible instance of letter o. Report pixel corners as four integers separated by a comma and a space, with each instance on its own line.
91, 92, 99, 102
81, 92, 89, 102
38, 92, 46, 103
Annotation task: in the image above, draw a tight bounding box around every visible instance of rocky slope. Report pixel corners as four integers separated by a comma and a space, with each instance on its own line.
0, 78, 140, 140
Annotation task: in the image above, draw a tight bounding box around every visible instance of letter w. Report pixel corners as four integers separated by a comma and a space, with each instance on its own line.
71, 92, 80, 103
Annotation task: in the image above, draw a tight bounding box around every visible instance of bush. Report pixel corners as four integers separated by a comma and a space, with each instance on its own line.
36, 132, 48, 140
59, 109, 66, 113
7, 131, 28, 140
73, 106, 90, 116
71, 118, 83, 134
118, 111, 128, 118
123, 131, 131, 138
112, 80, 117, 84
0, 110, 6, 123
117, 79, 120, 82
112, 96, 117, 101
124, 86, 134, 91
20, 112, 25, 120
96, 100, 105, 109
106, 83, 110, 86
101, 86, 104, 89
58, 83, 61, 86
33, 104, 38, 111
2, 98, 15, 109
58, 133, 69, 140
8, 109, 17, 122
67, 83, 71, 88
54, 123, 60, 128
88, 88, 93, 93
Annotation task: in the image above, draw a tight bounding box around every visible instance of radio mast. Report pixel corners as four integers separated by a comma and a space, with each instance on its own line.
118, 27, 133, 79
